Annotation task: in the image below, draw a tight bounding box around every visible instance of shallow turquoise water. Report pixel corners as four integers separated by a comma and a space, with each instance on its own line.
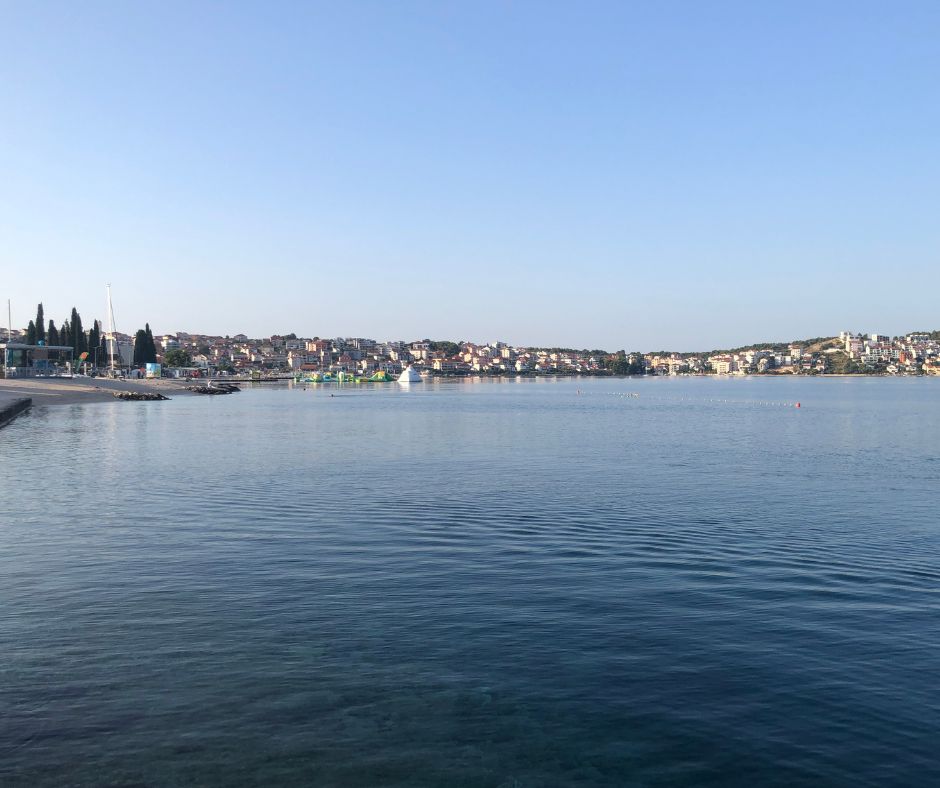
1, 376, 938, 786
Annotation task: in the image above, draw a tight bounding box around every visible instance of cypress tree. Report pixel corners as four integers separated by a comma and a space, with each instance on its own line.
61, 319, 71, 351
145, 324, 157, 363
35, 304, 45, 343
48, 320, 59, 346
26, 320, 37, 345
96, 321, 108, 367
70, 308, 86, 356
88, 320, 100, 363
133, 329, 147, 366
88, 321, 99, 359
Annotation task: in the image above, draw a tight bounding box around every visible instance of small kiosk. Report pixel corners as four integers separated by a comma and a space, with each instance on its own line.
1, 341, 75, 377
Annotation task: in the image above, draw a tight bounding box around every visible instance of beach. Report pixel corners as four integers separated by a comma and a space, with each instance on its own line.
0, 376, 192, 409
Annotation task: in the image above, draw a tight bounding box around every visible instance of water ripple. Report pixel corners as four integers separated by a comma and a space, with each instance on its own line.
2, 378, 939, 786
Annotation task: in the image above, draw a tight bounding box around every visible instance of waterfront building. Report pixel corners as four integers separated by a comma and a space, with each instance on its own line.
1, 342, 75, 376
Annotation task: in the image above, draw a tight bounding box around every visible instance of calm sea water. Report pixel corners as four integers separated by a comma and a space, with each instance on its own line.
1, 376, 938, 787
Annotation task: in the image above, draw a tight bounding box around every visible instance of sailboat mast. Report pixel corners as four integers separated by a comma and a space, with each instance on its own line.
5, 299, 11, 371
107, 283, 117, 373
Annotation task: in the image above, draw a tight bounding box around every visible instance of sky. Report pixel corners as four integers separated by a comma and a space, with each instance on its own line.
2, 1, 938, 351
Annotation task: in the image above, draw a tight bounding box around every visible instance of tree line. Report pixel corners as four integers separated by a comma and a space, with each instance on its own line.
25, 303, 99, 360
22, 302, 160, 368
605, 351, 646, 375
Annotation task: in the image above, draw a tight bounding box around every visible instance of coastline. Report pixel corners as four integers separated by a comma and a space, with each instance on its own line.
0, 377, 194, 407
1, 372, 931, 413
0, 394, 32, 427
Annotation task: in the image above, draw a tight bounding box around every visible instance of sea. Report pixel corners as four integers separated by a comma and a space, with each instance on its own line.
1, 376, 938, 787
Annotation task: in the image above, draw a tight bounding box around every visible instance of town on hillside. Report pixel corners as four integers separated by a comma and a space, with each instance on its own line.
3, 312, 939, 377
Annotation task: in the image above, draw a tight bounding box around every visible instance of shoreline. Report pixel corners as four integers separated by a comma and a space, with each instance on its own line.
0, 377, 195, 407
1, 372, 933, 411
0, 395, 31, 427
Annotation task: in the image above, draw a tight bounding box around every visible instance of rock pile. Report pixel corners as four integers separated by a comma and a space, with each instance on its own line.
186, 383, 240, 395
112, 390, 170, 401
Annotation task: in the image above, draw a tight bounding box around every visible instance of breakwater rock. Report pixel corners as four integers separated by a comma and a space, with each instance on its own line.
186, 384, 240, 395
112, 391, 170, 401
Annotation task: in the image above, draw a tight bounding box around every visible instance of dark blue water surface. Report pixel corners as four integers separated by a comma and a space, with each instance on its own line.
1, 376, 938, 787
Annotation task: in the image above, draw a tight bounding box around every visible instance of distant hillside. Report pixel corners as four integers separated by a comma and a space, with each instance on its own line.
527, 331, 940, 358
672, 329, 940, 358
700, 336, 839, 357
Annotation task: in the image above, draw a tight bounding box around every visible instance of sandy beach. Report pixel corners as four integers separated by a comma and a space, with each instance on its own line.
0, 376, 194, 407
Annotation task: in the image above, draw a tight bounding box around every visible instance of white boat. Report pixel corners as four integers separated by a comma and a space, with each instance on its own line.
397, 365, 422, 383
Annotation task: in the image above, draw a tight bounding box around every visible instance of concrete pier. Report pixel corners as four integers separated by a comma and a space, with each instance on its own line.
0, 395, 32, 428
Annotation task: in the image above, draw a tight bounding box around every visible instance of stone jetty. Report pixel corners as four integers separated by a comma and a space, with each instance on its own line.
186, 383, 240, 395
112, 390, 170, 401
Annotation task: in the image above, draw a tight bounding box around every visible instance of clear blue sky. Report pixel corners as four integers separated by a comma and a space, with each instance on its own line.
2, 1, 938, 350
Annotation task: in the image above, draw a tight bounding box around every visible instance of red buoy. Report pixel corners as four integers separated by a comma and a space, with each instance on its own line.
795, 402, 801, 408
